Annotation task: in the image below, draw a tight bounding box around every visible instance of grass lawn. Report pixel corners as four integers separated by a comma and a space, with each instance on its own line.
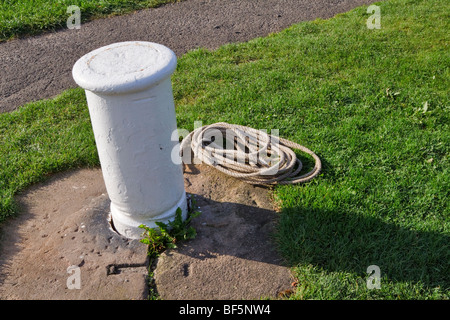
0, 0, 180, 42
0, 0, 448, 299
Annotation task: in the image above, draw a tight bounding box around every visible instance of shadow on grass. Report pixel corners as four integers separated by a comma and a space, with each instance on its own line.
277, 205, 449, 290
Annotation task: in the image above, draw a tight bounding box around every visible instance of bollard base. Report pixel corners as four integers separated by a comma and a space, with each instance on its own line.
110, 193, 188, 239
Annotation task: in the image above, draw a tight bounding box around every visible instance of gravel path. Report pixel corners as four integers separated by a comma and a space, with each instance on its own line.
0, 0, 373, 113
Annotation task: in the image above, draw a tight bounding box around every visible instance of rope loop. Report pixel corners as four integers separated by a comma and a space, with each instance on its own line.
180, 122, 321, 185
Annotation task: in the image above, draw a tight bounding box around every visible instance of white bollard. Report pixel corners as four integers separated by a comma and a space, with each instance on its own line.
72, 41, 187, 239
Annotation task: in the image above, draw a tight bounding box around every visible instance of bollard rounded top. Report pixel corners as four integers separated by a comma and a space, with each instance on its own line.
72, 41, 177, 95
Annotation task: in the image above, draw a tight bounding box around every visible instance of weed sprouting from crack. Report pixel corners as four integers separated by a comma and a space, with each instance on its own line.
138, 195, 201, 299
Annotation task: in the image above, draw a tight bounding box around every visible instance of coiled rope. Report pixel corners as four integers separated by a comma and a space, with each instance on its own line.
180, 122, 321, 185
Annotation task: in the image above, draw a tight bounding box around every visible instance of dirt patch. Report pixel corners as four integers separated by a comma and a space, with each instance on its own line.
0, 0, 374, 112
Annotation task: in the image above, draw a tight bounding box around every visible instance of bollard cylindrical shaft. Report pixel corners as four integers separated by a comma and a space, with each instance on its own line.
72, 41, 187, 239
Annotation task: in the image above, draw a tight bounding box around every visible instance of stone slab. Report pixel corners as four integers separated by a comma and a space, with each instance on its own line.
0, 165, 294, 300
0, 169, 149, 300
154, 164, 293, 300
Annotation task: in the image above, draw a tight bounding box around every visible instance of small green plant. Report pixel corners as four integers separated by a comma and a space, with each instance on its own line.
138, 201, 200, 299
157, 207, 201, 243
139, 223, 174, 257
139, 203, 201, 257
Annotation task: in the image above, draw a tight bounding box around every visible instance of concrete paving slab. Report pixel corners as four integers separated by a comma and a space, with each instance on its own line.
0, 169, 149, 300
0, 165, 294, 300
154, 164, 293, 300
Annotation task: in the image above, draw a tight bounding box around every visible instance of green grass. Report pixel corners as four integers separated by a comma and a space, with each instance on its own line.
1, 0, 449, 299
0, 0, 180, 42
0, 89, 98, 218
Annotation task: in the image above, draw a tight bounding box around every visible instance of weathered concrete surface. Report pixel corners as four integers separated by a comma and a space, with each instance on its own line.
0, 169, 149, 300
154, 164, 293, 300
0, 165, 293, 300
